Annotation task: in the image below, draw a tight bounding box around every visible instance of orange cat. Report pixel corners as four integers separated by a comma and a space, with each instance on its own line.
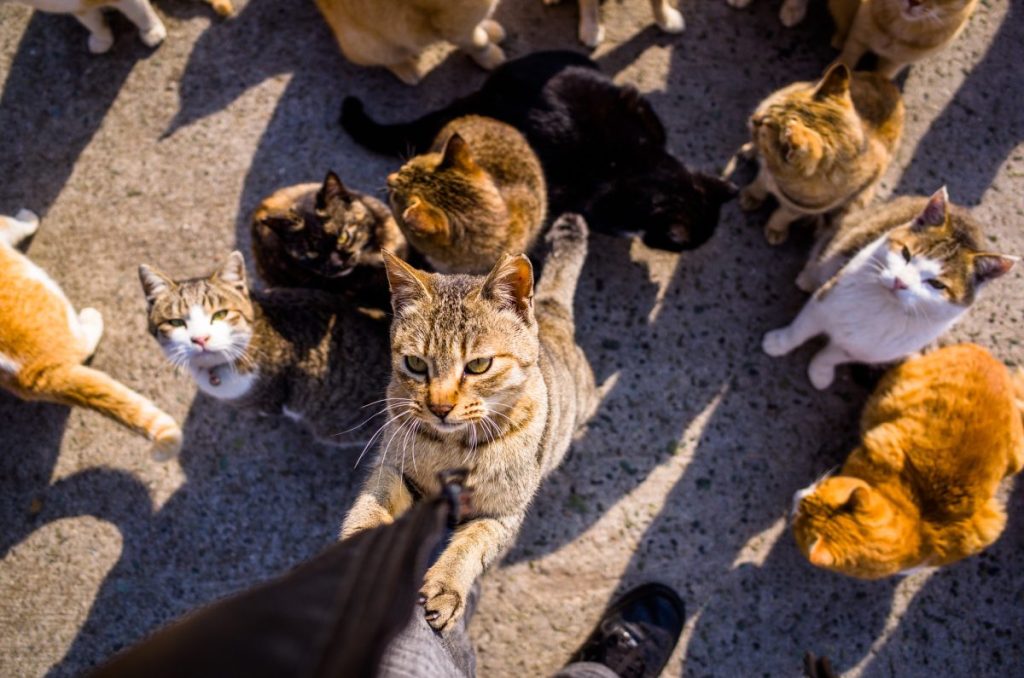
792, 343, 1024, 579
0, 210, 181, 459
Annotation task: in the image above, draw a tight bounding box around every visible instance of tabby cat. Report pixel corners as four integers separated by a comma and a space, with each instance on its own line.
763, 188, 1017, 389
139, 251, 389, 444
830, 0, 979, 78
251, 171, 408, 306
4, 0, 232, 53
313, 0, 504, 85
342, 51, 736, 252
341, 213, 598, 632
542, 0, 685, 47
387, 115, 547, 275
739, 63, 904, 245
792, 343, 1024, 579
0, 209, 181, 459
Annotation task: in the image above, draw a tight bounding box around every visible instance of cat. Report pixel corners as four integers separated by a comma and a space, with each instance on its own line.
762, 187, 1017, 389
738, 63, 903, 245
139, 251, 390, 444
387, 115, 547, 275
341, 51, 737, 252
251, 170, 408, 308
792, 343, 1024, 579
3, 0, 232, 54
0, 209, 182, 459
313, 0, 505, 85
830, 0, 979, 78
340, 213, 598, 633
542, 0, 685, 47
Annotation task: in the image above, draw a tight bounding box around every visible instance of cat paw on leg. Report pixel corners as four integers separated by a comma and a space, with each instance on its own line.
419, 570, 467, 633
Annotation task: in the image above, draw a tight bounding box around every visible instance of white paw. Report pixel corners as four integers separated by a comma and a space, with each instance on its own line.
14, 209, 40, 236
727, 0, 753, 8
482, 19, 506, 43
139, 21, 167, 48
579, 19, 605, 47
657, 7, 685, 33
762, 329, 791, 357
472, 43, 505, 70
88, 32, 114, 54
78, 307, 104, 332
795, 271, 817, 293
808, 361, 835, 390
779, 0, 807, 27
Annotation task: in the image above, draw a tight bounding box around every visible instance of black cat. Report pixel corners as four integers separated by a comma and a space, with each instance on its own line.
341, 51, 736, 252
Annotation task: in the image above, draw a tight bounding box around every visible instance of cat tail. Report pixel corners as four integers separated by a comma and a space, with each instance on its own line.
31, 363, 183, 460
339, 94, 480, 157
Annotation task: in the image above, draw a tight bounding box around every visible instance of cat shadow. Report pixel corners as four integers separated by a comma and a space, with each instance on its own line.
33, 394, 365, 676
0, 12, 151, 216
891, 4, 1022, 204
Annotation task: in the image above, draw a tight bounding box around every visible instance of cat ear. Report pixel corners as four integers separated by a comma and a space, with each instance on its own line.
912, 186, 949, 230
846, 487, 872, 513
480, 253, 534, 321
973, 253, 1018, 284
138, 264, 174, 305
808, 538, 835, 567
382, 249, 431, 315
316, 170, 351, 210
813, 63, 851, 101
438, 133, 478, 173
620, 85, 667, 146
213, 251, 247, 292
401, 197, 449, 236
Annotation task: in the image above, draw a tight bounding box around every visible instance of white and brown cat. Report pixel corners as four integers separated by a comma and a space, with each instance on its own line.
0, 209, 182, 459
314, 0, 506, 85
3, 0, 232, 53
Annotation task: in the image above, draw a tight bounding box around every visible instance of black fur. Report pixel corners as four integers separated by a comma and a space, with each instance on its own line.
341, 51, 737, 252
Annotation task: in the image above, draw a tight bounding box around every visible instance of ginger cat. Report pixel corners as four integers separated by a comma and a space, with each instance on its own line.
0, 210, 182, 459
739, 63, 903, 245
830, 0, 979, 78
763, 188, 1016, 389
313, 0, 505, 85
792, 344, 1024, 579
4, 0, 232, 54
341, 214, 598, 633
542, 0, 684, 48
387, 115, 547, 274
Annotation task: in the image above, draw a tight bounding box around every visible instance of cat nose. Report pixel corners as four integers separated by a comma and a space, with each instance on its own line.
428, 402, 454, 420
191, 335, 210, 348
892, 277, 908, 291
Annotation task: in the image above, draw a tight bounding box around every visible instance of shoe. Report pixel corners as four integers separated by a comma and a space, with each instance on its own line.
568, 583, 685, 678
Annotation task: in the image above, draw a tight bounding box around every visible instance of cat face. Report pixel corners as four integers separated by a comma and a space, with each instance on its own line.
381, 251, 539, 438
254, 172, 377, 280
752, 65, 860, 178
792, 476, 907, 579
139, 252, 254, 370
870, 188, 1016, 311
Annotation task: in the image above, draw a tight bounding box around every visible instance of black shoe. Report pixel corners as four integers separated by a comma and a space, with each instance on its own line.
569, 583, 685, 678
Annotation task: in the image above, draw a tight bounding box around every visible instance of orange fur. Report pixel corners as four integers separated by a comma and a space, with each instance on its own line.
0, 214, 181, 459
793, 344, 1024, 578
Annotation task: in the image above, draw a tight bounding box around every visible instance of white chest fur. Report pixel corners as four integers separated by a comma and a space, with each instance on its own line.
190, 364, 258, 401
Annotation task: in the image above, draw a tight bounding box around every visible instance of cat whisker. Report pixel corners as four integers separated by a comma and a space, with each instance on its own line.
335, 405, 394, 436
354, 407, 411, 469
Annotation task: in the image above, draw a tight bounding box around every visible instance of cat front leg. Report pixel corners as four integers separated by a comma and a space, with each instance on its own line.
113, 0, 167, 48
807, 342, 851, 390
0, 209, 39, 247
74, 9, 114, 54
836, 35, 869, 71
739, 164, 770, 211
577, 0, 605, 47
764, 203, 803, 245
420, 514, 521, 632
763, 301, 823, 357
458, 25, 506, 70
340, 464, 414, 538
387, 58, 424, 86
651, 0, 685, 33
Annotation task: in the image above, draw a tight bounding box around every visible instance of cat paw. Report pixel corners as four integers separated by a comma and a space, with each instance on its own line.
808, 361, 836, 390
471, 43, 505, 70
656, 7, 685, 33
88, 31, 114, 54
764, 223, 789, 245
795, 270, 818, 293
151, 419, 183, 461
762, 329, 792, 357
779, 0, 808, 27
579, 17, 605, 47
738, 186, 765, 212
388, 61, 422, 85
420, 574, 465, 633
482, 19, 506, 43
139, 21, 167, 48
208, 0, 234, 17
547, 213, 589, 251
78, 308, 105, 355
726, 0, 753, 8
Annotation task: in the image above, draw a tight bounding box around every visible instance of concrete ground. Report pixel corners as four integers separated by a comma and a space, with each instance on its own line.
0, 0, 1021, 676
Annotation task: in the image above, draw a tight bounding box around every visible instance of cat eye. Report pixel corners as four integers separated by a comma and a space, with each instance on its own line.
901, 246, 912, 262
405, 355, 428, 375
167, 319, 186, 328
211, 310, 229, 321
465, 357, 493, 375
925, 279, 947, 291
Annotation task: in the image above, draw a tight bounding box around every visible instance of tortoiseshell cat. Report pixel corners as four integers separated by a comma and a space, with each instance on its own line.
251, 171, 407, 307
763, 188, 1017, 389
139, 252, 389, 444
341, 214, 598, 632
793, 344, 1024, 578
387, 115, 547, 274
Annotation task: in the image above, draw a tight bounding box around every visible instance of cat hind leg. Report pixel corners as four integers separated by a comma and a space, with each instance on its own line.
77, 308, 105, 358
73, 9, 114, 54
651, 0, 685, 33
534, 214, 588, 320
113, 0, 167, 48
807, 342, 851, 390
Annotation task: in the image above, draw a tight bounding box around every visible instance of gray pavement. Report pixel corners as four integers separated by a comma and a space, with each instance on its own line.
0, 0, 1021, 676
